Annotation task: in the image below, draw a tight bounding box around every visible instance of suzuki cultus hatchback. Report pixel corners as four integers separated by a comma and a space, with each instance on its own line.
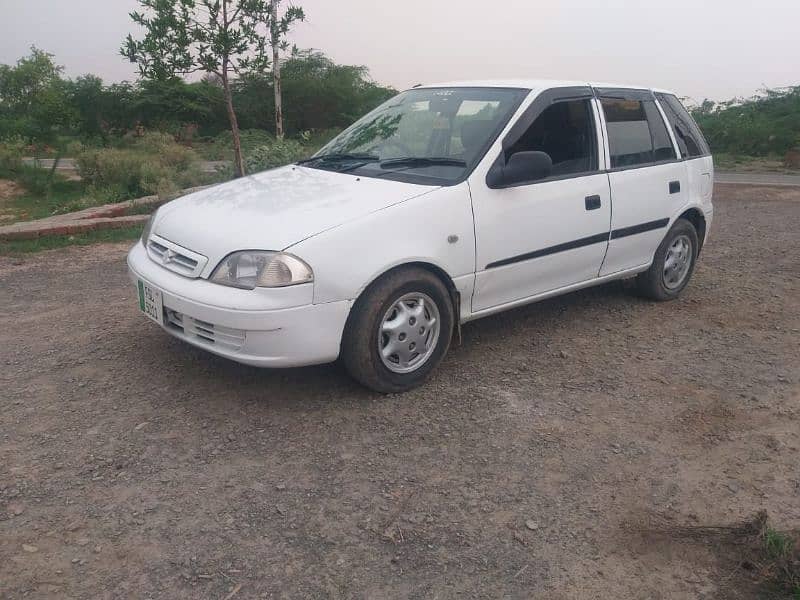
128, 80, 713, 392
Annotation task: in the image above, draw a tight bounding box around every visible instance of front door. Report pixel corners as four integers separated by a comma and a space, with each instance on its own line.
470, 89, 611, 313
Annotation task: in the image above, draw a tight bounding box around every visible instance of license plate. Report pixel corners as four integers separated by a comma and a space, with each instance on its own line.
137, 280, 164, 325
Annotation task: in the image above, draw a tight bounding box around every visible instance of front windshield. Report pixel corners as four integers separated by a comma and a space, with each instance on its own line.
306, 87, 528, 184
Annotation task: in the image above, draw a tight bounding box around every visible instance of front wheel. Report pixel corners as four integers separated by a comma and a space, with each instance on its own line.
635, 218, 699, 301
341, 268, 454, 393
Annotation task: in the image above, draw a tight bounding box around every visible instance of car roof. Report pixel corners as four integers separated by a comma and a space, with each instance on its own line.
414, 79, 676, 96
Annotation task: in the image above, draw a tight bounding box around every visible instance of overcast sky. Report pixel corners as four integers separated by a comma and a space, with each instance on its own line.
1, 0, 797, 102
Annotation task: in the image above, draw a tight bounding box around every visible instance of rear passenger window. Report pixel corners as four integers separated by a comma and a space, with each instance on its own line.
601, 97, 677, 168
601, 99, 652, 168
655, 93, 710, 158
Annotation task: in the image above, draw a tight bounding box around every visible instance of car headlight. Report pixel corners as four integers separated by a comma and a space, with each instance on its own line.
141, 210, 157, 245
210, 251, 313, 289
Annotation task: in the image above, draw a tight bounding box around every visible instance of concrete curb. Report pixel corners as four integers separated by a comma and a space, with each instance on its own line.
0, 185, 209, 241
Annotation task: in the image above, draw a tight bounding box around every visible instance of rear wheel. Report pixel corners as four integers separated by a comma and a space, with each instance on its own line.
341, 268, 454, 393
635, 218, 699, 301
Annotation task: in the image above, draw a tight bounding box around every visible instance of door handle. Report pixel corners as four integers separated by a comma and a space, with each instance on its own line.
669, 181, 681, 194
585, 195, 602, 210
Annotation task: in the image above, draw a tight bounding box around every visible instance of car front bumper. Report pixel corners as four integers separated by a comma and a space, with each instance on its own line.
127, 241, 351, 367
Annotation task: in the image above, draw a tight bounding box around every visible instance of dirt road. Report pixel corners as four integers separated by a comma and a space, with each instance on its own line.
1, 184, 798, 599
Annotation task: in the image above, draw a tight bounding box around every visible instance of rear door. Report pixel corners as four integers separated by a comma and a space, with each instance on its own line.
595, 89, 688, 275
470, 87, 611, 313
655, 92, 715, 216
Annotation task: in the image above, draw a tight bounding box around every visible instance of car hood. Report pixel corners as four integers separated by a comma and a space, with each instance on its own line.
152, 165, 437, 272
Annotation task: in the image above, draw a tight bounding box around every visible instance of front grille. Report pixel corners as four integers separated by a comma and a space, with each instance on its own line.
165, 309, 246, 352
149, 240, 198, 272
146, 235, 208, 278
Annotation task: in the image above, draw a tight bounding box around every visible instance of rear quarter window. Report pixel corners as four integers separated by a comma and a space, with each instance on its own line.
655, 93, 711, 158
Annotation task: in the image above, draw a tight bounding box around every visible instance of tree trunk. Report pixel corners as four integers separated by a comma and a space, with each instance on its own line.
46, 153, 60, 200
271, 1, 284, 140
221, 69, 245, 178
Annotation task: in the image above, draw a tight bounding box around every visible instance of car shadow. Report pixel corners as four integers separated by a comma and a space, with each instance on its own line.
126, 278, 643, 406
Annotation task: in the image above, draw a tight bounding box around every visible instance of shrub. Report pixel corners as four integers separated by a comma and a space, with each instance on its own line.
245, 138, 309, 173
303, 128, 341, 153
198, 129, 277, 161
76, 148, 146, 196
75, 134, 206, 201
693, 86, 800, 157
0, 136, 26, 174
15, 165, 53, 196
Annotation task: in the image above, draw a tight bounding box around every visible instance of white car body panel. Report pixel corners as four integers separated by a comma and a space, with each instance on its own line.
128, 242, 350, 366
287, 182, 476, 311
469, 95, 614, 312
127, 78, 714, 370
152, 165, 438, 276
600, 161, 689, 275
470, 172, 612, 311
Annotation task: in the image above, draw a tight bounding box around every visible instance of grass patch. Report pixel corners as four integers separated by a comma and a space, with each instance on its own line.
714, 153, 800, 173
761, 526, 800, 598
1, 170, 88, 222
123, 201, 163, 216
640, 511, 800, 598
0, 225, 143, 255
1, 163, 92, 222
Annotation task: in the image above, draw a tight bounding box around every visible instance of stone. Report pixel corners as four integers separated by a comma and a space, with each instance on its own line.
525, 520, 539, 531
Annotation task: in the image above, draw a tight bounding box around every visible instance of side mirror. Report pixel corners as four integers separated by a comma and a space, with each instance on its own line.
486, 151, 553, 188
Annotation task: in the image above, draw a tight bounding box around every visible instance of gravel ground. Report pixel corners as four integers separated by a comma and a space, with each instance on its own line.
1, 184, 798, 599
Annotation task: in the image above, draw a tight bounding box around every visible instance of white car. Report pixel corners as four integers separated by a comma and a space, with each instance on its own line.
128, 80, 713, 392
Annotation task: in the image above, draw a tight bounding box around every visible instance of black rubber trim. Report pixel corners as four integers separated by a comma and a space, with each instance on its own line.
594, 87, 653, 101
486, 232, 610, 269
610, 218, 670, 240
605, 158, 681, 173
485, 218, 670, 269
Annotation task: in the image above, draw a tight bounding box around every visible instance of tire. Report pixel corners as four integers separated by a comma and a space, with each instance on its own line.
635, 218, 699, 301
341, 267, 454, 393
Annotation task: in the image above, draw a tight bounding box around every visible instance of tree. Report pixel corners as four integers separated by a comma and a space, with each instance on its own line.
68, 75, 106, 140
0, 46, 75, 194
122, 0, 281, 177
231, 50, 395, 135
132, 78, 226, 134
0, 46, 74, 144
268, 1, 304, 139
278, 51, 395, 132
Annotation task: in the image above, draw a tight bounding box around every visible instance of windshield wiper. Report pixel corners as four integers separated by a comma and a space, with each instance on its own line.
379, 157, 467, 169
296, 153, 379, 165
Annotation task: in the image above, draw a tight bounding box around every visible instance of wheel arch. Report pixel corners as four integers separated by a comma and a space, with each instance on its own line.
342, 261, 461, 352
676, 207, 707, 253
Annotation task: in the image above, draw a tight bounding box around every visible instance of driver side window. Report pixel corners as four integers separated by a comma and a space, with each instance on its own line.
506, 99, 599, 178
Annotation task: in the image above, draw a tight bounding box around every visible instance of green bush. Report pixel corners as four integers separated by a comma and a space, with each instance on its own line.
15, 165, 54, 196
303, 128, 341, 153
76, 134, 206, 201
245, 138, 309, 173
0, 136, 25, 174
693, 86, 800, 157
197, 129, 277, 161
